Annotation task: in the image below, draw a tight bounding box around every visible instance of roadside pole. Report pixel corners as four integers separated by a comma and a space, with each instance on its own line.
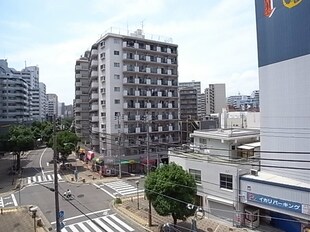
53, 115, 61, 232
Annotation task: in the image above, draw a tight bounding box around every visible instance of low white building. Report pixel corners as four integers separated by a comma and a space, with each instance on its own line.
169, 128, 260, 224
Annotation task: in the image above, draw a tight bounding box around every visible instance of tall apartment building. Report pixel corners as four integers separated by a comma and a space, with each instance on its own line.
39, 82, 47, 120
0, 59, 30, 124
179, 87, 198, 120
179, 81, 206, 118
86, 29, 179, 164
47, 94, 58, 117
75, 51, 90, 145
205, 83, 226, 115
22, 66, 40, 121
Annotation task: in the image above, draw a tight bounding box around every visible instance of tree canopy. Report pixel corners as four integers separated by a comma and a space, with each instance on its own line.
8, 125, 35, 171
144, 162, 197, 225
48, 130, 79, 164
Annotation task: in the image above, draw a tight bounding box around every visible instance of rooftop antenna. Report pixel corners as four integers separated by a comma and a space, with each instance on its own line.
141, 20, 145, 32
24, 60, 27, 68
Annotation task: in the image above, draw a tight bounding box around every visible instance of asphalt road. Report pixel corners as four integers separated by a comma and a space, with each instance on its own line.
4, 148, 143, 232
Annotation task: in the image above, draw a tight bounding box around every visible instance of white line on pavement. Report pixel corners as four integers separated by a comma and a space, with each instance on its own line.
50, 209, 110, 224
39, 148, 47, 179
11, 194, 18, 206
93, 183, 116, 199
0, 197, 4, 207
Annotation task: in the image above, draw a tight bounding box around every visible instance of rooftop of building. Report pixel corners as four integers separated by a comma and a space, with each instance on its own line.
241, 171, 310, 190
191, 128, 260, 140
95, 27, 176, 46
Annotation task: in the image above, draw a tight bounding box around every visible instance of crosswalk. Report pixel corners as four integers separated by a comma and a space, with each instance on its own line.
0, 194, 18, 208
26, 174, 63, 184
61, 214, 135, 232
103, 181, 144, 196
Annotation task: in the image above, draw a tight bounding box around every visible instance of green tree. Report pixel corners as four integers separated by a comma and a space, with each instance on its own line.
49, 130, 79, 164
144, 163, 197, 225
8, 125, 35, 171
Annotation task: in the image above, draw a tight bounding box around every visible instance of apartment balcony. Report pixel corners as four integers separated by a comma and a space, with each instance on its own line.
91, 127, 99, 134
91, 81, 98, 89
75, 90, 83, 95
75, 82, 82, 87
90, 104, 99, 111
91, 49, 98, 58
75, 99, 82, 104
91, 60, 98, 68
91, 93, 99, 99
91, 71, 98, 79
91, 116, 99, 122
75, 115, 82, 121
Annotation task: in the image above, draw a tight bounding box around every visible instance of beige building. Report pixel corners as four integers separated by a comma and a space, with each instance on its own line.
205, 83, 226, 115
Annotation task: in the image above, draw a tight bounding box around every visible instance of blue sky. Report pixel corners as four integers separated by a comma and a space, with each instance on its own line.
0, 0, 259, 104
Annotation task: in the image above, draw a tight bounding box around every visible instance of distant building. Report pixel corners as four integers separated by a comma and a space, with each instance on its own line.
179, 81, 205, 118
64, 104, 73, 118
205, 83, 226, 115
47, 94, 58, 117
74, 51, 90, 145
227, 90, 260, 111
0, 59, 30, 125
39, 82, 47, 120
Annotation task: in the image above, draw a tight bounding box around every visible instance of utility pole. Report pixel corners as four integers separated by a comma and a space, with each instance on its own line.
145, 114, 152, 226
53, 115, 61, 232
116, 114, 122, 179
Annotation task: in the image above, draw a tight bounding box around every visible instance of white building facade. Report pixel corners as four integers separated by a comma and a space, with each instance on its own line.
205, 84, 226, 115
86, 28, 179, 174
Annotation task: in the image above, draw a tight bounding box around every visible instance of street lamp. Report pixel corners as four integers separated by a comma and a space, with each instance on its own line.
29, 206, 38, 232
136, 180, 140, 210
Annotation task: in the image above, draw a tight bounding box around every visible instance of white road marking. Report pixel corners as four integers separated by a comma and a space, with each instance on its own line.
46, 162, 49, 167
93, 183, 116, 199
87, 220, 103, 232
39, 148, 47, 179
37, 176, 42, 182
11, 194, 18, 206
51, 209, 110, 224
0, 197, 4, 207
27, 177, 31, 184
110, 214, 135, 231
102, 216, 126, 232
76, 223, 91, 232
68, 225, 79, 232
94, 218, 114, 232
47, 175, 53, 181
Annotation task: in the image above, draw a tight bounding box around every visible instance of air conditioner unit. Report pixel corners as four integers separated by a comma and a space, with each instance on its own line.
250, 169, 258, 176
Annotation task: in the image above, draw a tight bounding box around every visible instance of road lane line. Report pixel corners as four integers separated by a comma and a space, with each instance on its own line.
0, 197, 4, 207
87, 220, 102, 232
51, 209, 110, 224
11, 194, 18, 206
68, 225, 79, 232
39, 148, 47, 179
93, 184, 116, 199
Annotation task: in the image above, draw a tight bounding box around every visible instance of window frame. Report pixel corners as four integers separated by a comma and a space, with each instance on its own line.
189, 169, 201, 184
220, 173, 233, 190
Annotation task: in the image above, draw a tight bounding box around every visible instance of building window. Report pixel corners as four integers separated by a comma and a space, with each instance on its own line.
189, 169, 201, 184
199, 138, 207, 144
114, 51, 120, 55
220, 174, 233, 190
100, 64, 105, 70
114, 99, 120, 104
114, 38, 120, 44
114, 87, 120, 92
114, 63, 120, 67
100, 53, 105, 59
114, 74, 120, 79
100, 41, 105, 47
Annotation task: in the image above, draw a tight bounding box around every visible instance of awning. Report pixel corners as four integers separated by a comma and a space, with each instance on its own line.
207, 195, 234, 206
238, 142, 260, 150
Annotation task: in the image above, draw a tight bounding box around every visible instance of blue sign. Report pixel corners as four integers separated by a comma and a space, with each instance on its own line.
59, 210, 64, 218
247, 192, 302, 213
255, 0, 310, 67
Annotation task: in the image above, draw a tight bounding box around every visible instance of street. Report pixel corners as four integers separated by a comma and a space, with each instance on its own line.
1, 148, 143, 232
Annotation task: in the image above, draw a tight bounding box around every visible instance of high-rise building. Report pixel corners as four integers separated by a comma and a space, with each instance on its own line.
39, 82, 47, 120
179, 81, 206, 118
22, 66, 40, 121
0, 59, 30, 124
227, 91, 260, 111
47, 94, 58, 117
205, 83, 226, 115
179, 87, 198, 120
85, 28, 179, 166
75, 51, 90, 145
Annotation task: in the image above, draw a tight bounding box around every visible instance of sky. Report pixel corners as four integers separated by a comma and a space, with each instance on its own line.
0, 0, 259, 105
